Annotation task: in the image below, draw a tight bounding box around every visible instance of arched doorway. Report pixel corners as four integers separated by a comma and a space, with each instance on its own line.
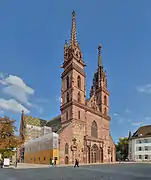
91, 144, 99, 163
65, 156, 69, 164
100, 147, 103, 163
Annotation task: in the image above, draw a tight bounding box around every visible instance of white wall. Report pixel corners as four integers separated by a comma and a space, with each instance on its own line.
129, 137, 151, 161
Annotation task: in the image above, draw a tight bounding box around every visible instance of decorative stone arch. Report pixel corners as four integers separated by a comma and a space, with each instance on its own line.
91, 121, 98, 138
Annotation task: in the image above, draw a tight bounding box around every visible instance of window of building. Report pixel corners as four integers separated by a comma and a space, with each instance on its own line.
78, 111, 80, 119
104, 107, 107, 116
145, 146, 148, 151
44, 157, 46, 161
139, 155, 142, 159
65, 143, 69, 154
78, 92, 81, 102
66, 111, 68, 120
104, 95, 107, 106
39, 157, 40, 161
66, 92, 69, 102
91, 121, 98, 138
77, 76, 81, 89
138, 147, 142, 151
145, 155, 148, 159
144, 139, 148, 143
66, 76, 70, 89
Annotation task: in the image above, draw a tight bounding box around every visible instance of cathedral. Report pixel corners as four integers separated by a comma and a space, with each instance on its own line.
20, 11, 115, 165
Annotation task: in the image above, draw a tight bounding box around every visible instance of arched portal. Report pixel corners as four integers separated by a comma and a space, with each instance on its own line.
65, 156, 69, 164
91, 144, 99, 163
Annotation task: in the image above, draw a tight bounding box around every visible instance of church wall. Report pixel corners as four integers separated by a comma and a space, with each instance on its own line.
72, 105, 85, 122
72, 69, 85, 104
85, 111, 109, 139
59, 123, 73, 164
85, 110, 114, 162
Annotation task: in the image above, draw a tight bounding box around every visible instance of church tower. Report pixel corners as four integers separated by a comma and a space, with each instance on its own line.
90, 45, 110, 117
60, 11, 86, 124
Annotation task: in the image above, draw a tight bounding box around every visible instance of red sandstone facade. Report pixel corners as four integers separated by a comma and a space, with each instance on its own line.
59, 11, 116, 164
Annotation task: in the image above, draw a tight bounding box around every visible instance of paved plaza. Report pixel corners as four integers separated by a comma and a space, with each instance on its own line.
0, 163, 151, 180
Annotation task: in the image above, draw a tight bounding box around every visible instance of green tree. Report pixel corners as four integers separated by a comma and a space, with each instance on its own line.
0, 116, 21, 158
116, 137, 128, 161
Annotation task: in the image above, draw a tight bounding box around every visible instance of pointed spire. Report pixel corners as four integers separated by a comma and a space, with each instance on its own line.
21, 110, 24, 121
64, 40, 68, 49
70, 11, 77, 47
98, 44, 102, 67
128, 130, 132, 139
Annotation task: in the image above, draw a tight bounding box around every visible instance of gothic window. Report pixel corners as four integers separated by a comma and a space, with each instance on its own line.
77, 76, 81, 89
78, 92, 81, 102
104, 95, 107, 106
66, 76, 70, 89
78, 111, 80, 119
66, 111, 68, 120
104, 107, 107, 116
91, 121, 98, 138
65, 143, 69, 154
66, 92, 69, 103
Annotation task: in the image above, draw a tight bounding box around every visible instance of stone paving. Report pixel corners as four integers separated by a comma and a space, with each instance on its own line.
0, 163, 151, 180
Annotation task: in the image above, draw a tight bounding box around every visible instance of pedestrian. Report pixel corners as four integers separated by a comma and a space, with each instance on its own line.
52, 159, 54, 166
74, 159, 79, 168
0, 159, 3, 168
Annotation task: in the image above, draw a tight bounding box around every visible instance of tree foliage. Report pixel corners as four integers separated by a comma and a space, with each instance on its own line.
0, 116, 22, 158
116, 137, 128, 161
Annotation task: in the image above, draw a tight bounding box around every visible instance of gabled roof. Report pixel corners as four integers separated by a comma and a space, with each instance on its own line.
23, 116, 47, 127
132, 125, 151, 138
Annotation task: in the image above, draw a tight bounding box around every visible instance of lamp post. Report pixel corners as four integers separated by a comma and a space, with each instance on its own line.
15, 147, 18, 168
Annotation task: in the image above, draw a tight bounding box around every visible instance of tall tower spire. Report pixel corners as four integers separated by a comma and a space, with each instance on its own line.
70, 11, 77, 47
98, 44, 102, 67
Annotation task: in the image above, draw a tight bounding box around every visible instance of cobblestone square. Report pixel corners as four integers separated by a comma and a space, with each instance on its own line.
0, 163, 151, 180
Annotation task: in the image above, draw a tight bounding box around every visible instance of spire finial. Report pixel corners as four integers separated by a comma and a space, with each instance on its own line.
70, 11, 77, 47
98, 44, 102, 67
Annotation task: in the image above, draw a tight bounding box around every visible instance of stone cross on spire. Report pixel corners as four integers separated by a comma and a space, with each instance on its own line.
70, 11, 77, 47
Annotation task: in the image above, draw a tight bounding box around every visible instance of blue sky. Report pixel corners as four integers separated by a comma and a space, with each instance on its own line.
0, 0, 151, 142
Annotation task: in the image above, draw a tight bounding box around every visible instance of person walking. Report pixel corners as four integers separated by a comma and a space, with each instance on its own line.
74, 159, 79, 168
0, 159, 3, 168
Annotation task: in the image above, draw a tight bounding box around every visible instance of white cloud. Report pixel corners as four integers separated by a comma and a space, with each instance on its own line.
0, 98, 29, 114
136, 84, 151, 94
117, 118, 124, 123
113, 112, 120, 117
0, 74, 34, 106
0, 110, 4, 115
132, 122, 144, 126
125, 108, 131, 113
145, 116, 151, 120
35, 98, 49, 103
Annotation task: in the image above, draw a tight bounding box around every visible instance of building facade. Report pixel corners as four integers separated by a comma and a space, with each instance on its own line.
20, 11, 115, 165
128, 125, 151, 161
24, 132, 59, 164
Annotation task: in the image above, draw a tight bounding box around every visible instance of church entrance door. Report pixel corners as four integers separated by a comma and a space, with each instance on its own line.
65, 156, 69, 164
